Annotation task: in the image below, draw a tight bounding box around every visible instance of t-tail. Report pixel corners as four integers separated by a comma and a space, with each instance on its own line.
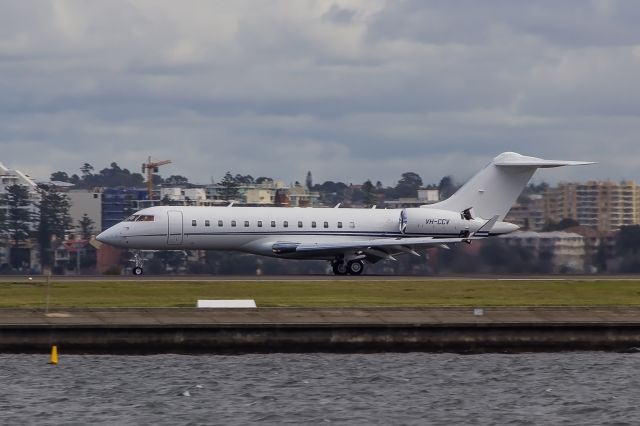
425, 152, 595, 220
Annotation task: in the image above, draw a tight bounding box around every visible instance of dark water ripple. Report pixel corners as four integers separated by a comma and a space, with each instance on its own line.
1, 353, 640, 425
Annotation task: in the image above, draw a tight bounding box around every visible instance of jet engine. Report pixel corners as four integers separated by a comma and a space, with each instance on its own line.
399, 208, 472, 237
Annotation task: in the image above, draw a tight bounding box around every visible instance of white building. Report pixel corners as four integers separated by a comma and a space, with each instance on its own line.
67, 189, 103, 236
500, 231, 586, 273
384, 186, 440, 208
0, 163, 41, 269
0, 162, 40, 199
160, 187, 208, 204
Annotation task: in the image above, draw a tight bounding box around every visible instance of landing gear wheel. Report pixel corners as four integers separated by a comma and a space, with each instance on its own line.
133, 266, 144, 276
347, 260, 364, 275
332, 262, 348, 275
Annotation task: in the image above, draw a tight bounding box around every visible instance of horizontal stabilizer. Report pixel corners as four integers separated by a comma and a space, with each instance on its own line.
473, 215, 499, 237
425, 152, 595, 221
494, 153, 595, 168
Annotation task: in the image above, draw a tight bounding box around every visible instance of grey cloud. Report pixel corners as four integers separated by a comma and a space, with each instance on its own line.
367, 0, 640, 47
0, 0, 638, 188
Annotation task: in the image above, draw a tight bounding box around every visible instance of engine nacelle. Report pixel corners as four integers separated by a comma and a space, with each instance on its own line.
400, 208, 474, 237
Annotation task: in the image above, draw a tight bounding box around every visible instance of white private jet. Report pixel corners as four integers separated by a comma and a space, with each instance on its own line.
96, 152, 593, 275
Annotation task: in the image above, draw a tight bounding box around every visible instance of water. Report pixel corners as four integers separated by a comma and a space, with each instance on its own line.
1, 353, 640, 425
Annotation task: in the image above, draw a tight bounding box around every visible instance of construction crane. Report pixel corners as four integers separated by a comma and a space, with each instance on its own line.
141, 156, 171, 202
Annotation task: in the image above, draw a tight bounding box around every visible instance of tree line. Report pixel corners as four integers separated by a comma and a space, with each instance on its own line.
50, 162, 460, 205
0, 184, 95, 272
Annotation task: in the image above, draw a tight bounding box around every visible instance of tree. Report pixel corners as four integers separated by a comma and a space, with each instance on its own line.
0, 208, 6, 235
78, 214, 96, 240
50, 171, 71, 182
306, 171, 313, 190
361, 180, 376, 206
543, 218, 580, 231
255, 177, 273, 184
438, 176, 456, 200
234, 174, 254, 185
395, 172, 423, 198
36, 185, 72, 269
616, 225, 640, 256
219, 172, 240, 201
164, 175, 189, 186
3, 185, 33, 251
80, 163, 94, 177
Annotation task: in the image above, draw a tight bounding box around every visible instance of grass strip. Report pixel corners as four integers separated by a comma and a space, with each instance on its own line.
1, 279, 640, 308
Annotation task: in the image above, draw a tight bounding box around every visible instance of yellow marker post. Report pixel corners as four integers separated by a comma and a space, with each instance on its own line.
50, 345, 58, 365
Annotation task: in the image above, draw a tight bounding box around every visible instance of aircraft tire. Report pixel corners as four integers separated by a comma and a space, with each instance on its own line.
332, 262, 348, 275
347, 260, 364, 275
133, 266, 144, 276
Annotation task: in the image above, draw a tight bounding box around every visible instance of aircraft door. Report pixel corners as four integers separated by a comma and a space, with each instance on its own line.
167, 211, 183, 245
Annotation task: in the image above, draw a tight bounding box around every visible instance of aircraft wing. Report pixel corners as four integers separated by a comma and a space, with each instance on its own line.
272, 236, 470, 256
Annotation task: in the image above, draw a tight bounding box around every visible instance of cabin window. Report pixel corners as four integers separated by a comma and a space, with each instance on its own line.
244, 221, 250, 227
298, 221, 303, 228
231, 220, 236, 227
337, 222, 343, 228
218, 220, 223, 227
257, 220, 263, 227
324, 221, 329, 228
192, 220, 197, 226
311, 221, 316, 228
271, 220, 276, 227
349, 221, 355, 228
283, 221, 289, 228
125, 215, 138, 222
205, 220, 210, 227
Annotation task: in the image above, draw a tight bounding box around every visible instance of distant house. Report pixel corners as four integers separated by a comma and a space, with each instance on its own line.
384, 186, 440, 209
53, 238, 97, 274
500, 231, 586, 273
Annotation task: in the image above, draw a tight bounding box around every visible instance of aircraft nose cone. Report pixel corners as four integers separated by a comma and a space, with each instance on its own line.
96, 228, 120, 246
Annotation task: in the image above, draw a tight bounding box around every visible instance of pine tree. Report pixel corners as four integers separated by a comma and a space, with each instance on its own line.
362, 179, 376, 207
3, 185, 33, 250
36, 185, 72, 269
219, 172, 240, 201
306, 171, 313, 190
78, 214, 96, 240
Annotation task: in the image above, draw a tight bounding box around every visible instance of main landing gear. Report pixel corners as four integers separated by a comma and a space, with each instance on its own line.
331, 258, 364, 275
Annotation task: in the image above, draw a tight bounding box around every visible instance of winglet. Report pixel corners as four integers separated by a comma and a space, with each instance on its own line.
473, 215, 499, 237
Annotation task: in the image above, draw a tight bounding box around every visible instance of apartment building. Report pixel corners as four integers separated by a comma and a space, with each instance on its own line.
500, 231, 586, 273
504, 194, 546, 231
68, 189, 103, 235
545, 181, 639, 232
0, 163, 42, 269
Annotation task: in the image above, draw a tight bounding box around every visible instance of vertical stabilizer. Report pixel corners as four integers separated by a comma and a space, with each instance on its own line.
425, 152, 594, 220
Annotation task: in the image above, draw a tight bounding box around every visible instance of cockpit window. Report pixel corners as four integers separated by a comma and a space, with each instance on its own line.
124, 215, 154, 222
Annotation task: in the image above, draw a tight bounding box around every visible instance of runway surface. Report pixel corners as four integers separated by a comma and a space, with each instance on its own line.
1, 274, 639, 282
3, 306, 640, 326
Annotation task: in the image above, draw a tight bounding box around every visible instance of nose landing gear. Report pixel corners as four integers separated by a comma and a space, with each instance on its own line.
130, 251, 145, 276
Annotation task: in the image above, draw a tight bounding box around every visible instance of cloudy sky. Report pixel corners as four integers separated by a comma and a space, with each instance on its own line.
1, 0, 639, 187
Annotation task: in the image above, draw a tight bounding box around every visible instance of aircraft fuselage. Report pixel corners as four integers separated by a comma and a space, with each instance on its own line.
97, 205, 514, 259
